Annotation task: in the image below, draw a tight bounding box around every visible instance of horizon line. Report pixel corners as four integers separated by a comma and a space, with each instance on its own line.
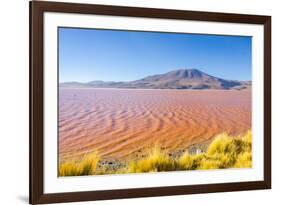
59, 68, 252, 83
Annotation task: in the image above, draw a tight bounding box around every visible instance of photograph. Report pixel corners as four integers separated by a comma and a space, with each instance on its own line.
58, 27, 252, 177
29, 2, 271, 203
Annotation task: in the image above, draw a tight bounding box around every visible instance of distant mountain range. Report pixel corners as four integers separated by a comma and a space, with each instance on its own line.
60, 69, 251, 90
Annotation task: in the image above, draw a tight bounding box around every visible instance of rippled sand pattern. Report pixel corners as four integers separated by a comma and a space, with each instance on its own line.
59, 88, 251, 161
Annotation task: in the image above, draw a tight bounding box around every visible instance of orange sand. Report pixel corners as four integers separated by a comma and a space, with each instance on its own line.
59, 88, 251, 161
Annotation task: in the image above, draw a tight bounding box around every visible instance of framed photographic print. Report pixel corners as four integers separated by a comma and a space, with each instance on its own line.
29, 0, 271, 204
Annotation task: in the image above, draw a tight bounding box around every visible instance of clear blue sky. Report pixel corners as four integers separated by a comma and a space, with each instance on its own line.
59, 27, 252, 82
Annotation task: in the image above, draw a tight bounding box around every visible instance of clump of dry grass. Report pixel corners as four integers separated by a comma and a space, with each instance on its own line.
59, 131, 252, 176
178, 152, 205, 170
129, 130, 252, 172
59, 152, 100, 176
128, 145, 176, 173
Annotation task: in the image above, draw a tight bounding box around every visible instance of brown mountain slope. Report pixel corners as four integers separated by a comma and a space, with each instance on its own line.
60, 69, 251, 90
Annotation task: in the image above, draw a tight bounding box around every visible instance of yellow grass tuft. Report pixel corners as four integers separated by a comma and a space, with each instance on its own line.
128, 130, 252, 172
234, 151, 252, 168
178, 152, 205, 170
128, 145, 176, 173
200, 131, 252, 169
59, 152, 100, 176
59, 161, 80, 176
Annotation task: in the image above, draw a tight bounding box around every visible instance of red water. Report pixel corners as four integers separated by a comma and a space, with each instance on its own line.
59, 88, 251, 161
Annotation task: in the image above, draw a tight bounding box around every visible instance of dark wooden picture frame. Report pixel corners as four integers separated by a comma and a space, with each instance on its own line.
30, 1, 271, 204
